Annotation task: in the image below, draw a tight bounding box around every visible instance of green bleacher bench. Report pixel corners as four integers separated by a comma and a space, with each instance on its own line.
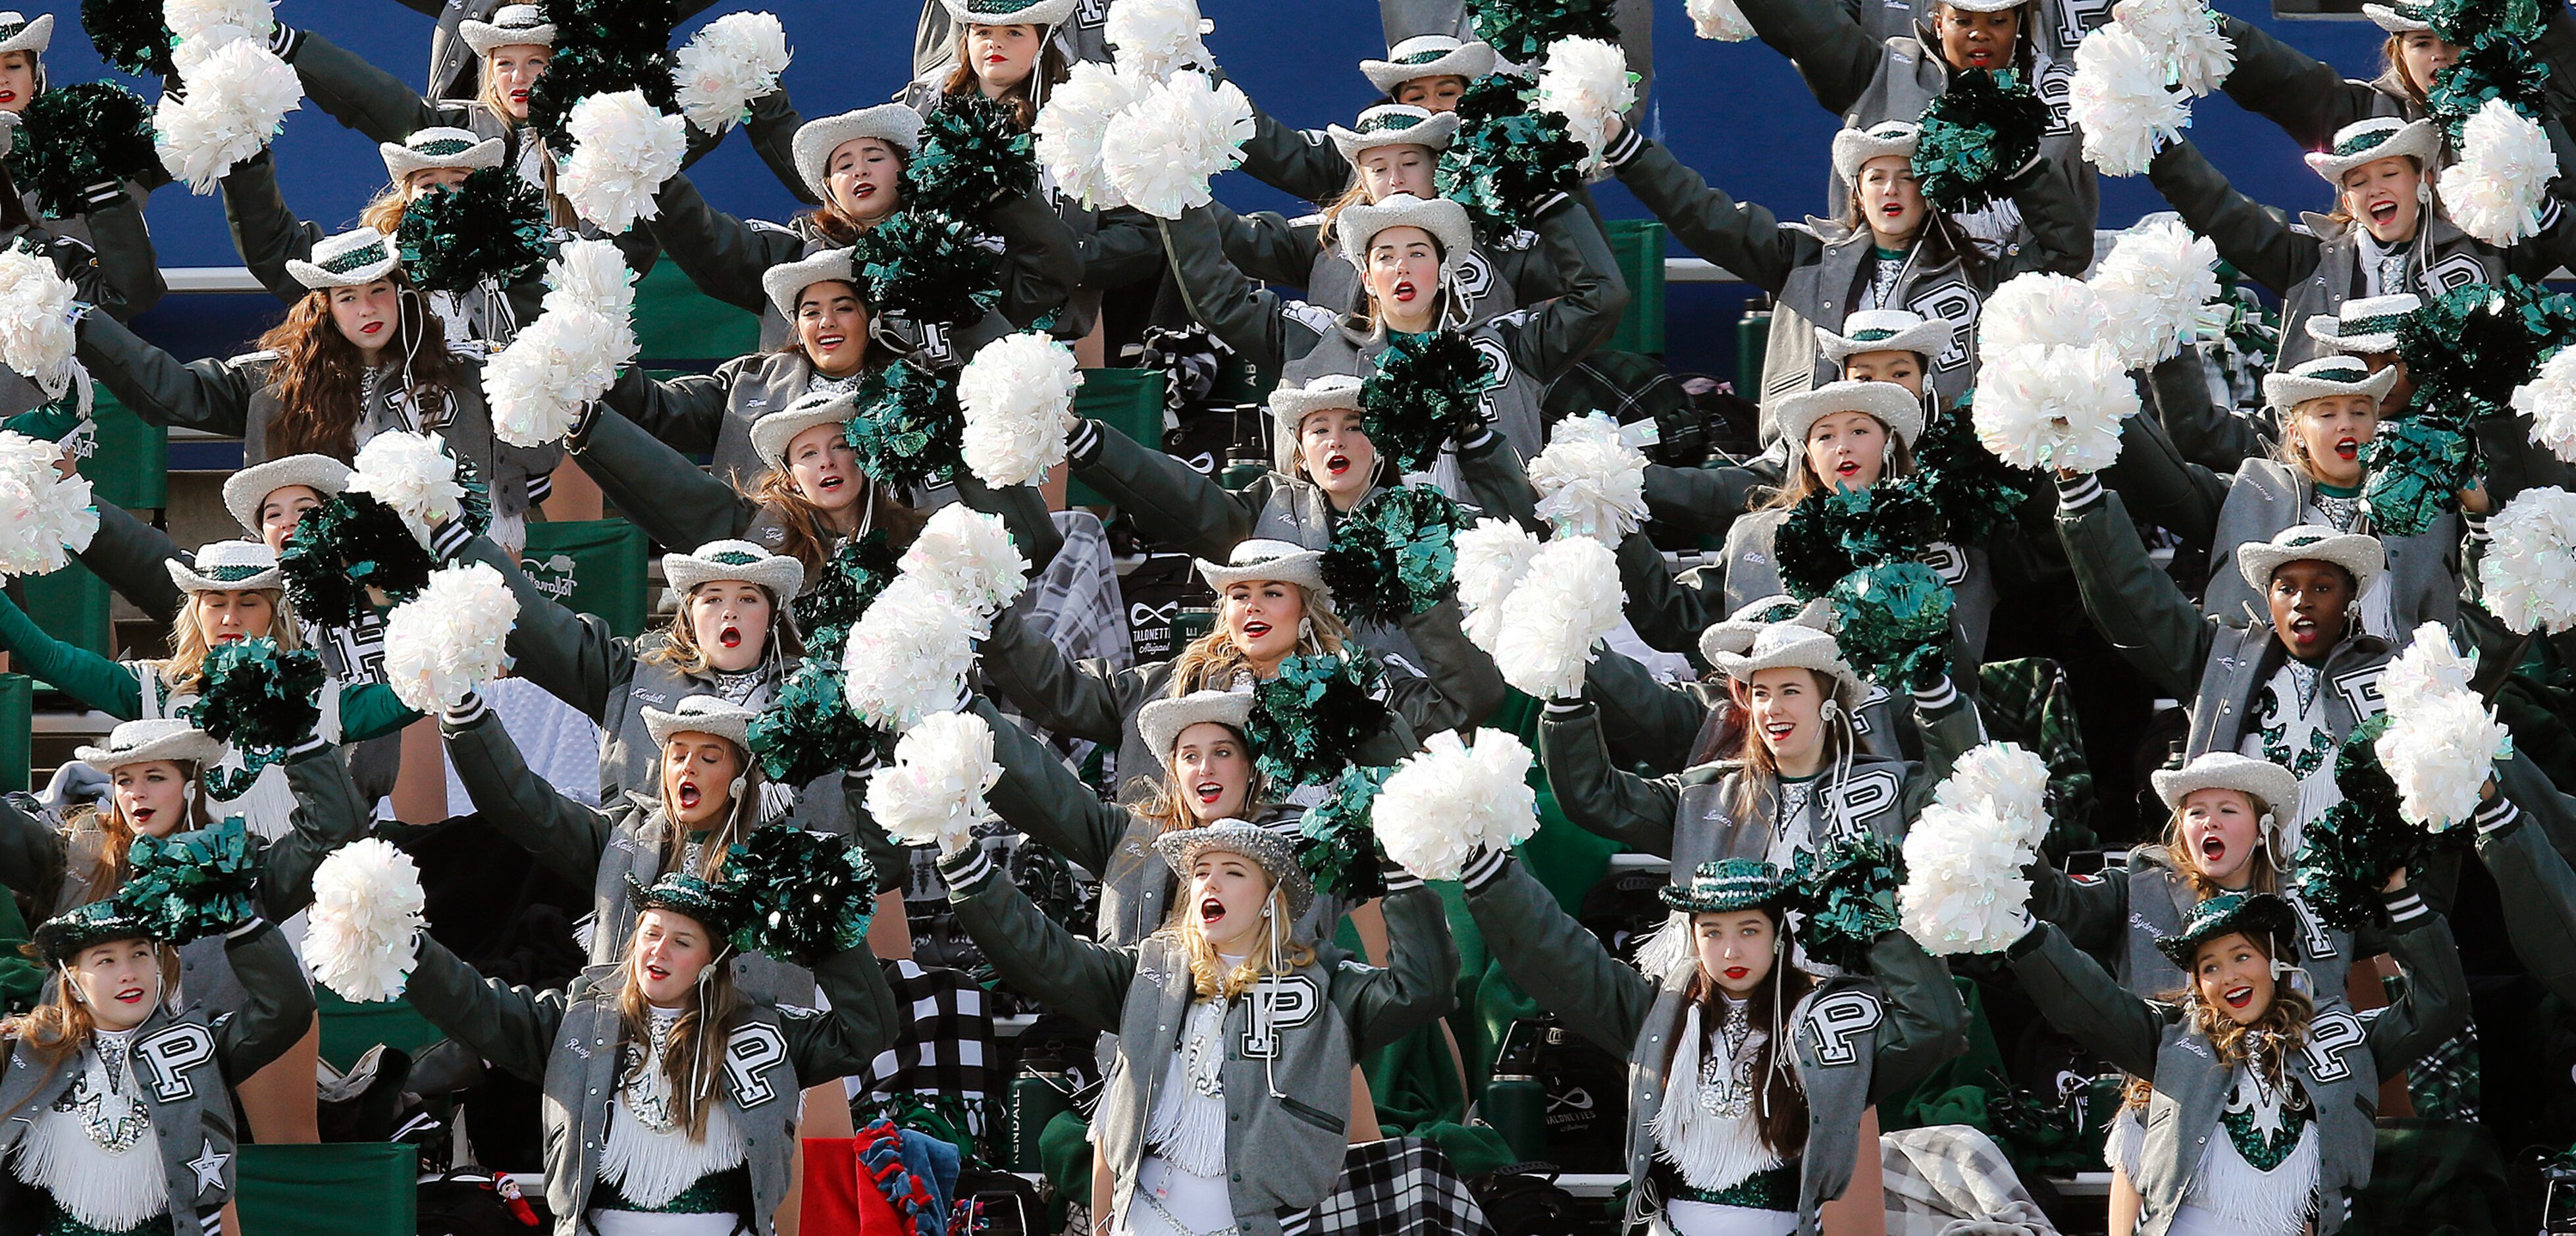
523, 518, 650, 637
633, 261, 760, 366
234, 1143, 418, 1235
83, 384, 168, 509
316, 987, 448, 1074
1605, 219, 1668, 356
0, 673, 28, 793
20, 560, 111, 661
1066, 369, 1169, 509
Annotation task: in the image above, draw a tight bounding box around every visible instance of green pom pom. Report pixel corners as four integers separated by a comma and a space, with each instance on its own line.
1463, 0, 1620, 63
903, 95, 1036, 222
1784, 833, 1905, 973
281, 486, 490, 630
524, 0, 683, 149
793, 532, 901, 660
1911, 70, 2048, 214
181, 640, 325, 798
854, 209, 1004, 330
1912, 404, 2038, 547
118, 817, 259, 946
1828, 561, 1953, 689
81, 0, 175, 78
1321, 486, 1463, 627
1247, 652, 1392, 789
2361, 417, 2474, 537
1360, 329, 1500, 474
1300, 765, 1392, 904
748, 658, 897, 788
7, 83, 157, 220
1436, 74, 1586, 237
397, 167, 553, 294
2397, 276, 2576, 409
845, 361, 966, 490
1772, 484, 1940, 602
716, 824, 877, 965
2426, 31, 2552, 141
2425, 0, 2546, 41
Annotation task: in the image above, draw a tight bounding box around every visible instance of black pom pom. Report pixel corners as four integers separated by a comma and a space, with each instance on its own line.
180, 640, 325, 798
280, 488, 488, 629
1247, 652, 1392, 788
1912, 403, 2038, 548
1436, 74, 1586, 236
1463, 0, 1621, 63
1300, 765, 1392, 904
716, 824, 877, 965
1772, 484, 1939, 602
1359, 329, 1500, 474
397, 167, 553, 294
524, 0, 684, 151
8, 83, 159, 220
1911, 69, 2048, 213
118, 817, 259, 946
793, 531, 901, 660
1783, 833, 1905, 973
903, 94, 1036, 222
747, 658, 897, 788
81, 0, 175, 78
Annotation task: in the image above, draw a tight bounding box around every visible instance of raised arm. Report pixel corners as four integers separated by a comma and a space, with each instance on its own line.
2469, 764, 2576, 1006
1537, 698, 1686, 856
73, 313, 261, 439
1384, 601, 1508, 734
2022, 856, 2134, 963
1587, 647, 1714, 776
1236, 103, 1353, 207
2213, 16, 2387, 151
1995, 157, 2097, 279
1160, 204, 1325, 373
1864, 929, 1972, 1099
1061, 416, 1265, 559
2005, 920, 2169, 1079
984, 191, 1083, 330
599, 363, 737, 457
448, 533, 631, 722
976, 694, 1134, 875
261, 741, 377, 921
285, 28, 446, 143
0, 794, 68, 912
642, 171, 808, 316
1340, 867, 1461, 1055
0, 592, 145, 719
937, 842, 1138, 1034
977, 596, 1149, 748
212, 919, 319, 1079
1643, 463, 1767, 537
1458, 848, 1654, 1054
2363, 882, 2469, 1072
1735, 0, 1887, 115
440, 693, 618, 887
1599, 126, 1814, 295
1616, 528, 1725, 656
788, 943, 905, 1085
2052, 479, 2217, 700
78, 188, 166, 321
74, 500, 186, 626
565, 401, 756, 550
1497, 198, 1631, 384
2144, 140, 2319, 297
1204, 200, 1329, 288
219, 152, 327, 304
402, 933, 569, 1081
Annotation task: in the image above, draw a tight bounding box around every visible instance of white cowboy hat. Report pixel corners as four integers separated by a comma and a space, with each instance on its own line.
1831, 120, 1919, 185
167, 540, 284, 594
2361, 1, 2433, 32
2303, 293, 2418, 355
1815, 309, 1958, 366
222, 454, 352, 537
1359, 35, 1498, 94
1267, 373, 1367, 472
641, 694, 760, 752
663, 539, 806, 600
791, 105, 926, 205
1711, 623, 1868, 711
0, 12, 55, 57
750, 392, 860, 474
284, 228, 402, 291
459, 4, 555, 56
762, 247, 860, 321
1771, 378, 1927, 450
1195, 538, 1328, 594
1327, 105, 1462, 167
1336, 193, 1474, 288
940, 0, 1080, 28
380, 127, 506, 182
2305, 117, 2439, 184
1698, 596, 1829, 666
1153, 818, 1315, 920
74, 719, 224, 772
2234, 524, 2386, 597
1137, 690, 1255, 765
2150, 751, 2302, 822
2262, 355, 2398, 415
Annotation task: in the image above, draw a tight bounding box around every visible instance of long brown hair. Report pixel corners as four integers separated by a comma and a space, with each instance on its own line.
256, 276, 464, 461
66, 776, 215, 901
157, 588, 306, 696
611, 923, 745, 1140
1724, 667, 1851, 824
641, 584, 806, 675
1, 940, 184, 1125
2379, 34, 2434, 103
748, 469, 924, 584
2163, 933, 2316, 1082
1126, 723, 1273, 838
1167, 588, 1355, 691
1835, 192, 1987, 279
1667, 910, 1815, 1160
937, 26, 1070, 130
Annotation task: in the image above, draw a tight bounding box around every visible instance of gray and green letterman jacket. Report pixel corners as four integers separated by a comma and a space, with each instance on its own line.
2026, 843, 2373, 1010
1463, 849, 1964, 1234
1537, 687, 1984, 877
2056, 480, 2395, 761
1596, 124, 2090, 415
1158, 192, 1629, 462
935, 843, 1459, 1236
1576, 642, 1920, 770
0, 920, 313, 1231
71, 311, 563, 527
401, 933, 897, 1236
2007, 888, 2467, 1236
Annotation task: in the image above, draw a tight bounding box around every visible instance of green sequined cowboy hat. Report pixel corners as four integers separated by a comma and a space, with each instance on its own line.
1266, 373, 1366, 473
1335, 193, 1476, 289
1195, 538, 1330, 596
939, 0, 1080, 28
2361, 1, 2432, 32
33, 900, 159, 966
1661, 858, 1788, 914
1359, 35, 1497, 94
626, 871, 741, 938
1831, 120, 1918, 185
166, 540, 284, 594
2150, 751, 2301, 825
2303, 293, 2419, 355
2153, 890, 2305, 969
1711, 623, 1869, 712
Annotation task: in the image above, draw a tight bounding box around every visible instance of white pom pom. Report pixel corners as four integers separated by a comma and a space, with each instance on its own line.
959, 332, 1086, 487
0, 245, 78, 397
165, 0, 276, 75
864, 709, 1001, 848
1686, 0, 1756, 40
2090, 218, 2220, 370
1534, 38, 1635, 172
307, 837, 427, 1003
1979, 272, 2102, 353
153, 41, 302, 193
842, 577, 978, 731
1099, 70, 1251, 220
557, 91, 689, 234
2377, 692, 2511, 831
673, 11, 791, 134
1105, 0, 1214, 78
1528, 413, 1648, 544
0, 430, 97, 578
2380, 623, 2479, 715
2514, 348, 2576, 464
1034, 61, 1153, 211
381, 563, 518, 713
1373, 729, 1540, 881
485, 306, 631, 448
899, 505, 1030, 625
1452, 517, 1541, 652
2480, 486, 2576, 634
2069, 26, 2191, 178
2109, 0, 2233, 95
1972, 342, 2140, 473
1899, 740, 2051, 955
544, 237, 642, 322
2440, 99, 2560, 247
347, 430, 467, 533
1489, 534, 1623, 700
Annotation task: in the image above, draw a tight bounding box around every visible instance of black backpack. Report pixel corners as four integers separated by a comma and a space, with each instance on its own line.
949, 1165, 1049, 1236
1466, 1163, 1601, 1236
414, 1169, 541, 1236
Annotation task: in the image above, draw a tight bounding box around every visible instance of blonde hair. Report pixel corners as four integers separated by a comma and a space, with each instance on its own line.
610, 923, 745, 1140
1167, 586, 1354, 692
1157, 875, 1315, 1000
157, 588, 304, 696
2273, 396, 2378, 481
2159, 794, 2284, 900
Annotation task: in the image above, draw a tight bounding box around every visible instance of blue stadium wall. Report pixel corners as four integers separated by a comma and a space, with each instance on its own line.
64, 0, 2388, 386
